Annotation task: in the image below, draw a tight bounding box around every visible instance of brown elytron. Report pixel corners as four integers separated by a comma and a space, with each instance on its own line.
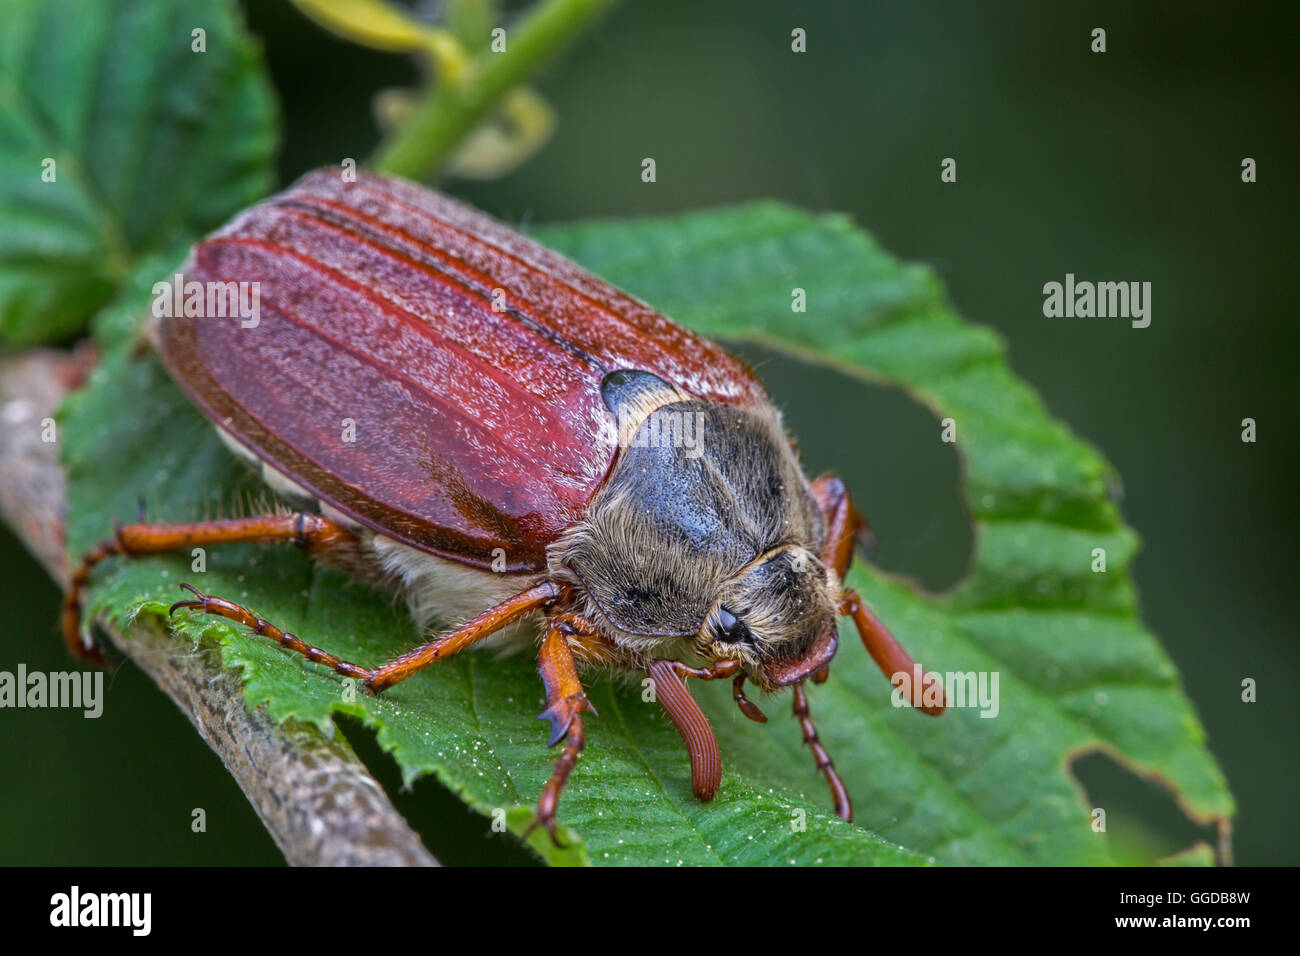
63, 169, 946, 843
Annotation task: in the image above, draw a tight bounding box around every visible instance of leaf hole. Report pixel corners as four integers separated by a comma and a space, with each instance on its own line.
1071, 749, 1227, 865
731, 343, 973, 593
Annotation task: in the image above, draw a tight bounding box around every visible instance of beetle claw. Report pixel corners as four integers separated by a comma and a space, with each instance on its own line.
522, 811, 568, 849
537, 693, 593, 748
169, 582, 209, 617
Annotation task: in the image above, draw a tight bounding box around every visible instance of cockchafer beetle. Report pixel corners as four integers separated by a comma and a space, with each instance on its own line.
63, 169, 945, 842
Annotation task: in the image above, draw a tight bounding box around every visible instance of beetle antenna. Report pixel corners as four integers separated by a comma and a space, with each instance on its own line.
732, 673, 767, 723
648, 659, 722, 800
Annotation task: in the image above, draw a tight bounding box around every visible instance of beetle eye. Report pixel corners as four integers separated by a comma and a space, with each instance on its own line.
712, 607, 752, 645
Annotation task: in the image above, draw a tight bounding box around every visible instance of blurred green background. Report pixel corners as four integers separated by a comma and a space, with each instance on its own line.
2, 0, 1294, 865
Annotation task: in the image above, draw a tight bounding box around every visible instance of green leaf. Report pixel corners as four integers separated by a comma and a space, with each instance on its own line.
0, 0, 276, 345
1159, 843, 1217, 867
61, 202, 1233, 866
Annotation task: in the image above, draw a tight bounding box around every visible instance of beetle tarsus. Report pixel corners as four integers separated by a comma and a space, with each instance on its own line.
792, 681, 853, 822
530, 622, 596, 848
169, 581, 210, 616
168, 584, 375, 682
61, 532, 132, 665
528, 708, 586, 849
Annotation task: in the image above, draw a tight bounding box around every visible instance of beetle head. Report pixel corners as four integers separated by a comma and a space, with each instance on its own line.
698, 544, 839, 691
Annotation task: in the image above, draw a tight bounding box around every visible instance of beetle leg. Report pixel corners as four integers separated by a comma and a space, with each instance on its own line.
810, 476, 946, 715
809, 475, 858, 582
63, 513, 354, 663
810, 473, 876, 563
792, 681, 853, 821
366, 582, 559, 692
528, 616, 597, 846
168, 580, 560, 694
841, 591, 945, 715
169, 583, 371, 681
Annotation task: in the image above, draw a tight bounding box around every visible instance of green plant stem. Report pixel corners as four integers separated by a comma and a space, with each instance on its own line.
373, 0, 616, 180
